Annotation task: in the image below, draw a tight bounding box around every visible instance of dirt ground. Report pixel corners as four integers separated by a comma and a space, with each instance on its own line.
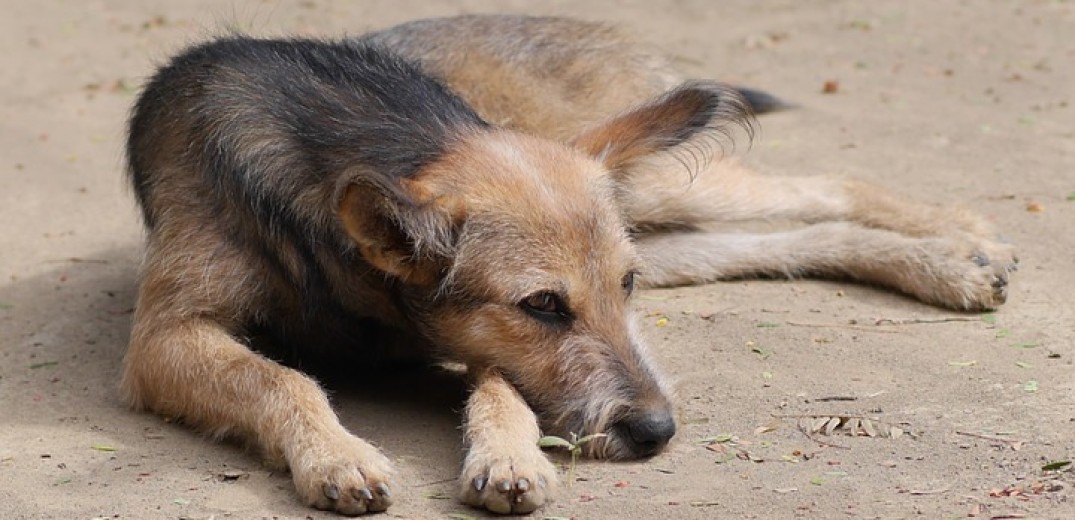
2, 1, 1073, 519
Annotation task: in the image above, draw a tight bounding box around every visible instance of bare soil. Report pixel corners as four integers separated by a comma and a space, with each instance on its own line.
1, 1, 1072, 519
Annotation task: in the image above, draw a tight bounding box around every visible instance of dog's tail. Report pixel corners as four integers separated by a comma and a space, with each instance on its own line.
734, 87, 794, 114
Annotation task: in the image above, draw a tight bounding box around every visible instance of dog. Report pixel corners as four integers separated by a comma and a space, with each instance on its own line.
122, 14, 1016, 516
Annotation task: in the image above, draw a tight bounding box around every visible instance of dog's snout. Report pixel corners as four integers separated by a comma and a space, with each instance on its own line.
615, 411, 676, 457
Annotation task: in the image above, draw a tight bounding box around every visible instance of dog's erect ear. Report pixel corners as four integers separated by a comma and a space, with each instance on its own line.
570, 82, 752, 176
337, 180, 462, 286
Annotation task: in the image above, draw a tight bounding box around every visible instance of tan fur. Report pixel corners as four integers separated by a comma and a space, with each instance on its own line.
123, 14, 1016, 518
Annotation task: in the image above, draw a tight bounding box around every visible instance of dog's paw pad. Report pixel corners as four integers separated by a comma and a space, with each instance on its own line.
459, 450, 557, 514
293, 435, 395, 515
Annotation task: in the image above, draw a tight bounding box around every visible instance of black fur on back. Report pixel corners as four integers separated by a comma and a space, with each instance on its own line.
127, 36, 488, 234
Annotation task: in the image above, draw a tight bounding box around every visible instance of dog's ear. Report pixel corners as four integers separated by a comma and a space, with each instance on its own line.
337, 179, 463, 286
570, 82, 752, 176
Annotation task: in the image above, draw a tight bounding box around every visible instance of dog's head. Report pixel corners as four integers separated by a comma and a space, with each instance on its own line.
337, 82, 749, 459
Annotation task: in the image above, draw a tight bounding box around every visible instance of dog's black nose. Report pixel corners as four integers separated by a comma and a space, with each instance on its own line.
616, 411, 676, 457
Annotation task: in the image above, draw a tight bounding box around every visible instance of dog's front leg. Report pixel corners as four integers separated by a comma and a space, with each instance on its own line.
459, 368, 558, 514
123, 314, 395, 515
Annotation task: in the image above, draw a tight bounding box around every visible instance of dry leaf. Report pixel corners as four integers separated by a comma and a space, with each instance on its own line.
823, 417, 841, 436
862, 419, 878, 437
845, 418, 860, 436
216, 469, 249, 481
704, 443, 728, 454
754, 418, 781, 435
788, 414, 905, 439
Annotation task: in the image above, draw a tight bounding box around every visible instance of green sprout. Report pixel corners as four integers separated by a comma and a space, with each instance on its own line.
537, 432, 607, 485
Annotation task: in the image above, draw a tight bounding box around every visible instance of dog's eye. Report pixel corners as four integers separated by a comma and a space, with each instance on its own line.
520, 291, 571, 323
621, 271, 637, 295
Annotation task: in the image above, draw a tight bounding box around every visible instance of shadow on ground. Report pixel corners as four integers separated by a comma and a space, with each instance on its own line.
0, 245, 468, 515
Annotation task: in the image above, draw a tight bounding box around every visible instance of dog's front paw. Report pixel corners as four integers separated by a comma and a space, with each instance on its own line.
291, 432, 395, 516
458, 443, 558, 514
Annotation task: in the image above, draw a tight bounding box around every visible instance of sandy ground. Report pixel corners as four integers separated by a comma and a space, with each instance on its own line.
2, 1, 1073, 519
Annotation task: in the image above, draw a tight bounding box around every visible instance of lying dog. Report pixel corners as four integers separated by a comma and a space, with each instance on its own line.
123, 14, 1016, 516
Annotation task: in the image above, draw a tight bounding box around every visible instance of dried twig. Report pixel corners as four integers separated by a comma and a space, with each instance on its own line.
874, 317, 978, 326
774, 413, 881, 421
958, 429, 1023, 442
813, 396, 858, 402
785, 321, 900, 333
907, 486, 951, 495
414, 477, 457, 487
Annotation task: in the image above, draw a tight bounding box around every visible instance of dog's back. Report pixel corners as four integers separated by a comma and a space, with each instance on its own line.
362, 15, 682, 141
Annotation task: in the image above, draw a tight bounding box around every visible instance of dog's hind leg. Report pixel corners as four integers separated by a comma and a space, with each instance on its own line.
621, 157, 846, 227
458, 368, 557, 514
121, 231, 394, 515
621, 156, 1001, 240
634, 222, 1011, 310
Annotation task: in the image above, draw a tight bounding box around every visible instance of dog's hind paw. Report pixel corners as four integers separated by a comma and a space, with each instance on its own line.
291, 432, 395, 516
899, 234, 1018, 311
458, 445, 558, 514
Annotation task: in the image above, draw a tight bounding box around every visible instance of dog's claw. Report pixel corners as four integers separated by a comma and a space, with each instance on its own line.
294, 432, 395, 515
375, 483, 391, 498
459, 452, 560, 514
323, 483, 340, 501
